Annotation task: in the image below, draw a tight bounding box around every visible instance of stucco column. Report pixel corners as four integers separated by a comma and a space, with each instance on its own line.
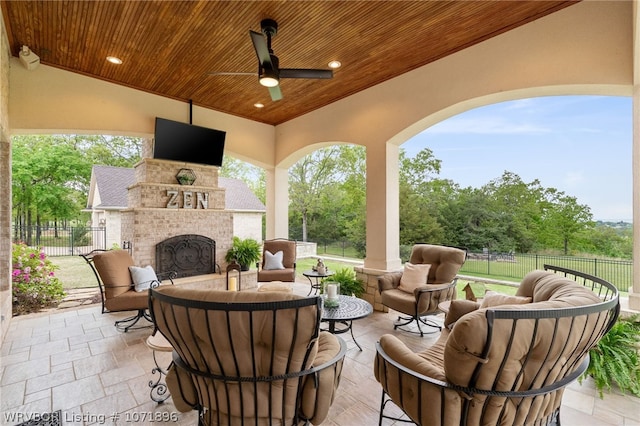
631, 1, 640, 311
364, 142, 402, 271
632, 86, 640, 311
264, 166, 289, 240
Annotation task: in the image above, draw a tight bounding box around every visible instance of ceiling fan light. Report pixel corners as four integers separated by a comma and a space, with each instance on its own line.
259, 75, 279, 87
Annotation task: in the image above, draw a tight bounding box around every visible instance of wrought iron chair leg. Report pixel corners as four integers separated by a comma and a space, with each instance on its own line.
379, 390, 415, 425
418, 316, 442, 331
114, 309, 152, 332
393, 314, 440, 337
379, 390, 385, 426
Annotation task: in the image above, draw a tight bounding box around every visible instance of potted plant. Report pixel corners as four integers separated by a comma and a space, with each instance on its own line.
322, 266, 364, 298
225, 237, 261, 271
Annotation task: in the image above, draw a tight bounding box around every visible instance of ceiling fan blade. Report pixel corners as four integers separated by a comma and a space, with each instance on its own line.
250, 30, 272, 68
268, 85, 283, 101
208, 72, 257, 76
279, 69, 333, 79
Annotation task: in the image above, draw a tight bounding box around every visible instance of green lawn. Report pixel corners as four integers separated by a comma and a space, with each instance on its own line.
47, 255, 601, 298
50, 255, 362, 290
50, 256, 97, 289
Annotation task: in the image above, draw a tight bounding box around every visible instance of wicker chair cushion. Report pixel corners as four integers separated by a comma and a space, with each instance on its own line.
479, 291, 531, 308
92, 249, 135, 299
153, 287, 344, 425
409, 244, 466, 284
261, 240, 296, 269
442, 271, 604, 423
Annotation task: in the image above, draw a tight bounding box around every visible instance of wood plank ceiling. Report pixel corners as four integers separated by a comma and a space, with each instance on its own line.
1, 1, 578, 126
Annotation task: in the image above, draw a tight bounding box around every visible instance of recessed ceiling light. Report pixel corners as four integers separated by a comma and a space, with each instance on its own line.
328, 60, 342, 69
254, 102, 265, 108
106, 56, 122, 64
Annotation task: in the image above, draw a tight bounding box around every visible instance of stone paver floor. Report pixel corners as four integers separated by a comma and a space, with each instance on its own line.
1, 280, 639, 425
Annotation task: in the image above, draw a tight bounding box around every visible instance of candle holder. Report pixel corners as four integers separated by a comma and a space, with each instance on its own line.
322, 281, 340, 308
226, 260, 241, 291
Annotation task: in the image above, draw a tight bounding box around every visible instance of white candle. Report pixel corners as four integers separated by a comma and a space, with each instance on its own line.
229, 277, 237, 291
327, 284, 337, 299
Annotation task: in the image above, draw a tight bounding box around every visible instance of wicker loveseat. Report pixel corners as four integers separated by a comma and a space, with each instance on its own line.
374, 265, 619, 426
149, 286, 346, 426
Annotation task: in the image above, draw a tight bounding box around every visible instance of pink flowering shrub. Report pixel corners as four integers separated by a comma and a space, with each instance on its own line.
12, 243, 65, 315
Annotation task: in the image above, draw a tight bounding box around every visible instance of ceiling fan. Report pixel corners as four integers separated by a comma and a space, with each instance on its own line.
210, 19, 333, 101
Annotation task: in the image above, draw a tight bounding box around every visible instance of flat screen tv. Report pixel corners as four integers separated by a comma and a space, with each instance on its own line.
153, 117, 226, 167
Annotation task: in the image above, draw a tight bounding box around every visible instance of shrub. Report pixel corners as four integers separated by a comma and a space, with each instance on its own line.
323, 266, 364, 297
581, 315, 640, 398
71, 227, 90, 246
12, 243, 65, 315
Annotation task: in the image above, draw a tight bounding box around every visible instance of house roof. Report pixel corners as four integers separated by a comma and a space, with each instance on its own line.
219, 177, 265, 212
88, 165, 265, 212
90, 165, 135, 209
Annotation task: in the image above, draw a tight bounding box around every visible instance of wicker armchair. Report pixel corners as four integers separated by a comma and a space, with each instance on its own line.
374, 265, 619, 425
149, 286, 346, 425
377, 244, 467, 336
80, 249, 175, 332
257, 238, 297, 282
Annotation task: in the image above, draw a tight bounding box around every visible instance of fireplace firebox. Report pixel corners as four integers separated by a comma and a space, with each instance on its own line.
155, 234, 219, 278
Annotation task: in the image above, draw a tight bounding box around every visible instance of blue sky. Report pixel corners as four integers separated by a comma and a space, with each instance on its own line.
402, 96, 632, 222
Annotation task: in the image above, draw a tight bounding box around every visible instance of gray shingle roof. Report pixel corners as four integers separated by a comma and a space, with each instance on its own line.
218, 177, 265, 211
93, 165, 135, 208
90, 166, 265, 211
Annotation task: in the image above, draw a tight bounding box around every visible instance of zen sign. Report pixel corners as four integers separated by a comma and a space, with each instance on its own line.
166, 190, 209, 209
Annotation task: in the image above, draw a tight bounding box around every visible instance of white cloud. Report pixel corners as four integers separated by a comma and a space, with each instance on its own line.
427, 116, 550, 135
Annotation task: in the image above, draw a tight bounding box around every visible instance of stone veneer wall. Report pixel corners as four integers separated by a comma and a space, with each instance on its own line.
355, 266, 390, 312
120, 157, 237, 278
0, 9, 11, 341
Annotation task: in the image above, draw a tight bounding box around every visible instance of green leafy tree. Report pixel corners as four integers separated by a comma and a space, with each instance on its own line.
480, 172, 546, 253
289, 147, 341, 242
12, 136, 91, 243
398, 148, 444, 246
12, 135, 142, 244
541, 192, 594, 255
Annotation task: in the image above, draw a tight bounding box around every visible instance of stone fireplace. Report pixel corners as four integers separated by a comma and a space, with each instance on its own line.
120, 155, 257, 290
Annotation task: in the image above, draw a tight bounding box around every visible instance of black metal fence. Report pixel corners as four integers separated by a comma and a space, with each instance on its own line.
12, 226, 107, 256
317, 241, 633, 293
461, 251, 632, 292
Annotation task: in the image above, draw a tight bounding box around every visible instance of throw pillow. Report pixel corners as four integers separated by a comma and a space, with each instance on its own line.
444, 299, 480, 329
129, 265, 159, 292
263, 250, 285, 270
480, 291, 532, 308
398, 263, 431, 293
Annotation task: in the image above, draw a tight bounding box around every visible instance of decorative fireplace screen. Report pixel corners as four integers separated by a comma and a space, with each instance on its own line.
155, 234, 218, 278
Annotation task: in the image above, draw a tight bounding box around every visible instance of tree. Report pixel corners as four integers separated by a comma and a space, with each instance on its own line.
219, 156, 265, 203
542, 192, 594, 255
398, 148, 444, 246
289, 147, 341, 242
12, 136, 90, 242
12, 134, 142, 243
480, 171, 547, 253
